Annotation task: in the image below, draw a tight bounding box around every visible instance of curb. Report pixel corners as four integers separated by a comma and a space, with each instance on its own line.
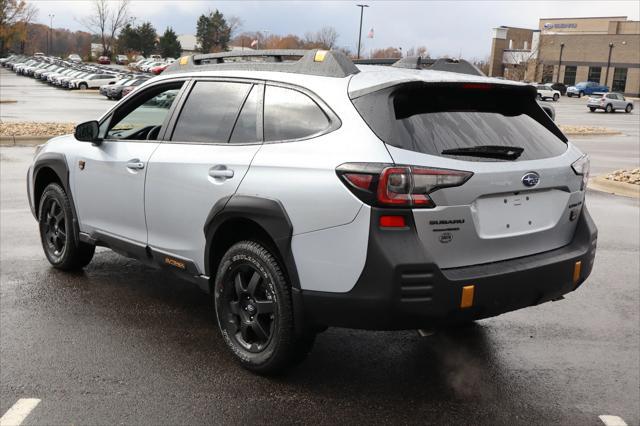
0, 136, 54, 146
589, 176, 639, 198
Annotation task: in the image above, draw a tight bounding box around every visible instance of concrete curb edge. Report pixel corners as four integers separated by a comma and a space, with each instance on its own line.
589, 176, 640, 199
0, 136, 54, 146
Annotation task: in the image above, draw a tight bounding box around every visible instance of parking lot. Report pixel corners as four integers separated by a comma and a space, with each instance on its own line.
1, 65, 639, 425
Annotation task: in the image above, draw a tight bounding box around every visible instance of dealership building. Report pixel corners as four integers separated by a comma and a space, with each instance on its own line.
489, 16, 640, 96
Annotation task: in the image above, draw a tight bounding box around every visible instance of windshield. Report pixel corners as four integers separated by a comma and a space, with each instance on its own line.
352, 82, 567, 162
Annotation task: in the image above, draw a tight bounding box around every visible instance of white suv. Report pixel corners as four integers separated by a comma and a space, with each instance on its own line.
535, 84, 560, 101
70, 73, 119, 89
27, 50, 597, 374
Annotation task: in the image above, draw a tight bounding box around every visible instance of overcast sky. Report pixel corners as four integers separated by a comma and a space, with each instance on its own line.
31, 0, 639, 59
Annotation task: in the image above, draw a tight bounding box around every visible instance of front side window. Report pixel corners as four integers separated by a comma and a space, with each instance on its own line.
264, 85, 330, 142
171, 81, 250, 143
105, 82, 184, 141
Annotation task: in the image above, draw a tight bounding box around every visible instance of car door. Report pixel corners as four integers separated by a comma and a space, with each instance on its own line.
145, 79, 263, 273
73, 80, 187, 246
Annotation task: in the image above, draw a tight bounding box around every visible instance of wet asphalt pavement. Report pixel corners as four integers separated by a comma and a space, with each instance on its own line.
1, 67, 640, 425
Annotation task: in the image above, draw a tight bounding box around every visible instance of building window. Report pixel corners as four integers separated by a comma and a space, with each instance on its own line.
542, 65, 554, 83
612, 68, 627, 92
563, 66, 577, 86
587, 67, 601, 83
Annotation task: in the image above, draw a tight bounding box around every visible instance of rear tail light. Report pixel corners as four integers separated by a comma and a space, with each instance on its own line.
338, 163, 473, 208
571, 155, 590, 190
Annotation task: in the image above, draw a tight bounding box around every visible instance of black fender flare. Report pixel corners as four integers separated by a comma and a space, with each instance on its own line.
204, 195, 307, 333
203, 195, 300, 288
33, 152, 81, 246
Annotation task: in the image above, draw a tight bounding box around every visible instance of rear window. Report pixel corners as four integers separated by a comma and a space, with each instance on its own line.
352, 83, 567, 162
590, 93, 603, 98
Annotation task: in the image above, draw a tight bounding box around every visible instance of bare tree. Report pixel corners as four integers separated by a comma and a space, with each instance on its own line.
79, 0, 130, 56
315, 26, 337, 49
226, 15, 242, 39
0, 0, 38, 54
405, 45, 429, 58
304, 26, 338, 49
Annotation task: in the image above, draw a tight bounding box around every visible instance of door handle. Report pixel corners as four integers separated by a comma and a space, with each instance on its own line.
126, 160, 145, 170
209, 167, 234, 179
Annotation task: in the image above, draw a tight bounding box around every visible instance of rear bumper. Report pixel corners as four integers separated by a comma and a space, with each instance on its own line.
301, 207, 597, 330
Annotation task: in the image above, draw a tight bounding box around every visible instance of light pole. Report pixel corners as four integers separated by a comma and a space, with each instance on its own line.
356, 4, 369, 59
605, 42, 614, 87
557, 42, 564, 82
48, 14, 54, 56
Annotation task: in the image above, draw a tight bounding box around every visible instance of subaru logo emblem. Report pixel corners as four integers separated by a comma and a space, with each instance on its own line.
522, 172, 540, 187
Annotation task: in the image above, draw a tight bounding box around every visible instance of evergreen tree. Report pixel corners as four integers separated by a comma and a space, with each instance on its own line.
158, 27, 181, 58
196, 9, 230, 53
118, 23, 140, 53
137, 22, 157, 57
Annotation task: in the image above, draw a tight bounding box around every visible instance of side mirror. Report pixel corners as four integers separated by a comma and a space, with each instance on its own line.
74, 120, 101, 144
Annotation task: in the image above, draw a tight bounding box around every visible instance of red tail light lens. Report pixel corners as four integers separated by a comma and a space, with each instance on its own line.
337, 163, 473, 208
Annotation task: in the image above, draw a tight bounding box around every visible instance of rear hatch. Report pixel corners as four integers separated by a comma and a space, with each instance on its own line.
351, 81, 587, 269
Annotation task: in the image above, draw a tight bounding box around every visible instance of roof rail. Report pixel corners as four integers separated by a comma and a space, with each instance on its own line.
392, 56, 485, 76
163, 49, 360, 78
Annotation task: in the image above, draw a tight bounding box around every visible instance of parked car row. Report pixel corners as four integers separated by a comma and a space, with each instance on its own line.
2, 54, 127, 90
99, 74, 150, 100
129, 57, 175, 75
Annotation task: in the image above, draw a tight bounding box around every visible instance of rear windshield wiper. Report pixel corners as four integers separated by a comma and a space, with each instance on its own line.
441, 145, 524, 160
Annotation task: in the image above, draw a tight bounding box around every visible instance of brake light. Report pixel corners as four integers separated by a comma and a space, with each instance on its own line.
462, 83, 493, 90
337, 163, 473, 208
571, 155, 590, 190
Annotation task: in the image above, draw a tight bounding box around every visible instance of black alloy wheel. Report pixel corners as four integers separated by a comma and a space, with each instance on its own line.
38, 183, 95, 270
42, 197, 66, 259
214, 241, 315, 374
219, 262, 276, 353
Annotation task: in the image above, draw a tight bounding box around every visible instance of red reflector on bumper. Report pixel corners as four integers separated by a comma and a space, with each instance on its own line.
379, 215, 406, 228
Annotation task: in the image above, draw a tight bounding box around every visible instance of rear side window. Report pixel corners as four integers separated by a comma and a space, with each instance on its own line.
352, 83, 567, 162
172, 81, 250, 143
264, 85, 329, 142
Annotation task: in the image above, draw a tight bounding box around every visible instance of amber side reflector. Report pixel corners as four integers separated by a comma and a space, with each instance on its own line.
460, 285, 474, 309
314, 50, 328, 62
573, 261, 582, 285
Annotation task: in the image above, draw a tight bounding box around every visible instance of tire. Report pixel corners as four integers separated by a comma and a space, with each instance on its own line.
625, 104, 632, 113
605, 104, 613, 113
553, 93, 559, 101
567, 93, 573, 98
579, 91, 584, 98
79, 83, 88, 90
214, 240, 315, 374
589, 107, 596, 112
38, 183, 95, 270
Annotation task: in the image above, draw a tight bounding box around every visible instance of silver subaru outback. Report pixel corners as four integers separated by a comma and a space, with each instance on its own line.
27, 50, 597, 374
